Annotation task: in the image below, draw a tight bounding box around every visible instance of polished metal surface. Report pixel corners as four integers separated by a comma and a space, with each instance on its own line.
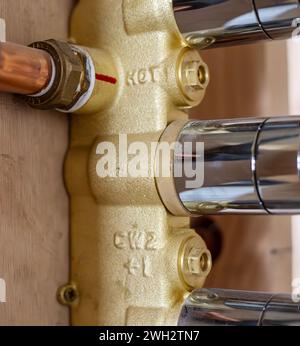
256, 0, 300, 39
0, 42, 52, 95
256, 118, 300, 213
172, 117, 300, 215
175, 118, 264, 214
178, 288, 300, 326
173, 0, 300, 48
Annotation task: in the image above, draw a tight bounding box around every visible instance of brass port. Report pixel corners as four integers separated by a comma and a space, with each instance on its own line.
177, 48, 209, 106
179, 236, 212, 290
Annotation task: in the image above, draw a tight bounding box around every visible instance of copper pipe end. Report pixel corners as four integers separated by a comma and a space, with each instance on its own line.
0, 42, 52, 95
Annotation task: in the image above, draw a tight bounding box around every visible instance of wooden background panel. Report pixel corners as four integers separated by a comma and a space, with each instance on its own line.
193, 41, 289, 119
194, 42, 292, 293
205, 215, 291, 292
0, 0, 74, 325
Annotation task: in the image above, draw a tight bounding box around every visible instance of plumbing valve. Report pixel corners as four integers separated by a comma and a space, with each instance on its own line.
1, 0, 300, 327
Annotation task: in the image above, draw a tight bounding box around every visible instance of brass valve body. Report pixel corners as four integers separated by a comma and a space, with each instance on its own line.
64, 0, 210, 326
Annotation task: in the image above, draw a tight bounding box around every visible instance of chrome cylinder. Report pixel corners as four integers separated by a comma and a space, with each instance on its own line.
173, 0, 300, 48
156, 117, 300, 215
256, 0, 300, 39
178, 288, 300, 326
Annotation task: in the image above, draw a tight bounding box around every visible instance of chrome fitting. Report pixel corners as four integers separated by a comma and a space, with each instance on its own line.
157, 117, 300, 216
173, 0, 300, 48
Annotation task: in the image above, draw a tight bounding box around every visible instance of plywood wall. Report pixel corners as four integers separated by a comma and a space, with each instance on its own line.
0, 0, 74, 326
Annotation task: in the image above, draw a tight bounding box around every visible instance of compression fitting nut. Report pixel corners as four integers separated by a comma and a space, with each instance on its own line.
25, 39, 88, 111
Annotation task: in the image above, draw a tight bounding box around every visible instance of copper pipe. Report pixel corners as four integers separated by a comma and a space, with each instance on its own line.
0, 42, 52, 95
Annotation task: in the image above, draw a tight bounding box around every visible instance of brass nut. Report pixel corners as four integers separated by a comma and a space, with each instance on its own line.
179, 236, 212, 290
57, 283, 79, 307
177, 48, 209, 105
26, 40, 86, 110
187, 247, 210, 275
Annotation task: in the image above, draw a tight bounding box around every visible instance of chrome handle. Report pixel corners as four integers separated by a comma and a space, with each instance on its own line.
179, 288, 300, 326
173, 0, 300, 48
157, 117, 300, 215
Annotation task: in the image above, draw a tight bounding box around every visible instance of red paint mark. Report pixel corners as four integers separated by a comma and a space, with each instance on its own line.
96, 73, 117, 85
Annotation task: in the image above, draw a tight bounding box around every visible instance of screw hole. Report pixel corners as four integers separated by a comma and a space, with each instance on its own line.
58, 284, 79, 306
64, 287, 78, 303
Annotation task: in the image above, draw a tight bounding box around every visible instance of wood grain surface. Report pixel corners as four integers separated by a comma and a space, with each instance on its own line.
0, 0, 74, 326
